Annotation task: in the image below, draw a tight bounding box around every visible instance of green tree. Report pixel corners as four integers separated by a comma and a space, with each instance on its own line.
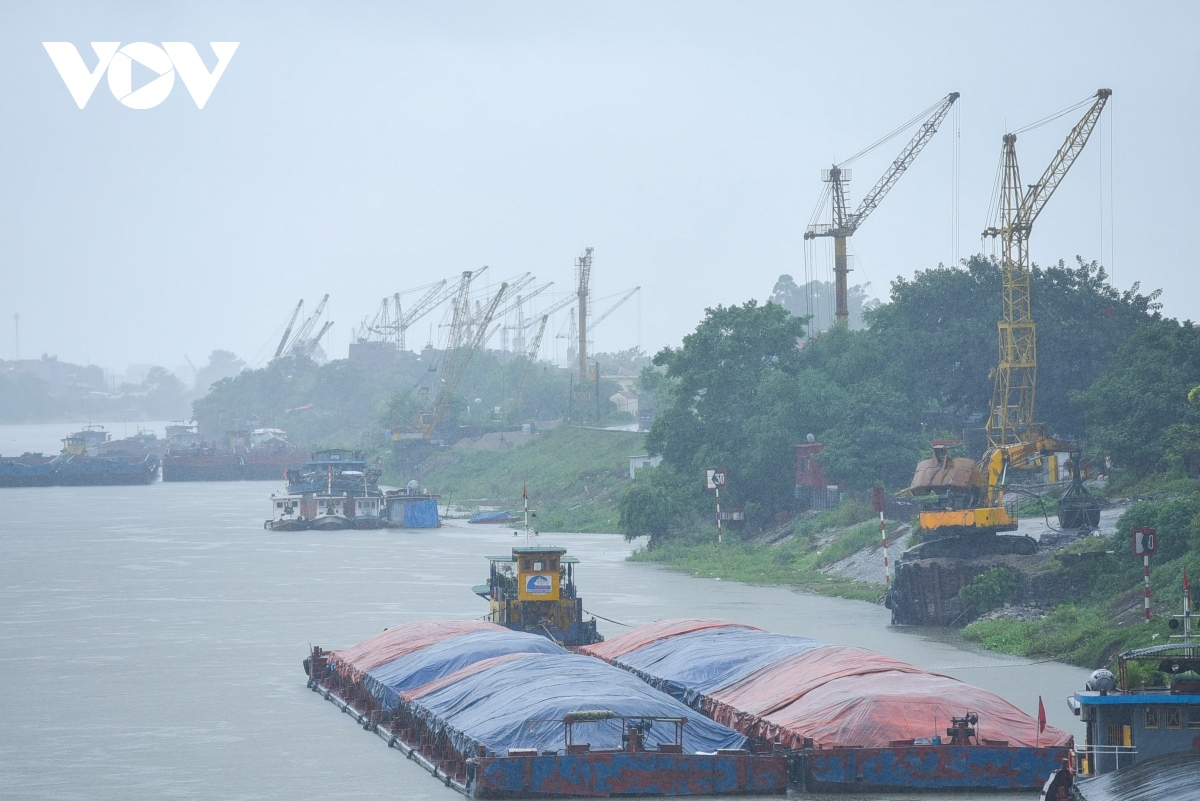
644, 300, 807, 524
1079, 320, 1200, 473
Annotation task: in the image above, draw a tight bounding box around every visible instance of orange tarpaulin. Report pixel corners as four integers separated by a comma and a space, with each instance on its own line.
757, 670, 1073, 749
330, 619, 502, 679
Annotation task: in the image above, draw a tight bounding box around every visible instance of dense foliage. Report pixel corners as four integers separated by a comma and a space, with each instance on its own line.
624, 254, 1172, 542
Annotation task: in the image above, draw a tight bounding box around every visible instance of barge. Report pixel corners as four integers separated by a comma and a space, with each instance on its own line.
266, 450, 440, 530
582, 619, 1073, 792
0, 428, 160, 487
304, 621, 786, 797
162, 426, 305, 482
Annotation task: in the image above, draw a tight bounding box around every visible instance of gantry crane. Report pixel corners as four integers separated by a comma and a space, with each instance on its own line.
805, 92, 959, 327
903, 90, 1110, 555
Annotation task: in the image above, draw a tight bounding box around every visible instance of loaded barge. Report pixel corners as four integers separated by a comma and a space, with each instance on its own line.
304, 621, 787, 797
306, 542, 1071, 795
0, 427, 160, 487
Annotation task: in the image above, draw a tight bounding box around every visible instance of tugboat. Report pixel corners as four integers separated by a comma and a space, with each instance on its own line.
472, 488, 602, 647
1051, 572, 1200, 800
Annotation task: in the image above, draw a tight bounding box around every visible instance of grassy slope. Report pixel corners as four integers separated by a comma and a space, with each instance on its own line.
630, 503, 889, 602
415, 426, 644, 533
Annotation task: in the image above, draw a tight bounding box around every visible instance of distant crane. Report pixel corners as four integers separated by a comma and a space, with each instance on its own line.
575, 247, 593, 382
416, 280, 509, 439
591, 287, 640, 331
514, 314, 550, 416
273, 300, 304, 360
804, 92, 959, 327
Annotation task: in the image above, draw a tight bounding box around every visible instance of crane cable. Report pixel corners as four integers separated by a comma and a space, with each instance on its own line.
840, 96, 947, 167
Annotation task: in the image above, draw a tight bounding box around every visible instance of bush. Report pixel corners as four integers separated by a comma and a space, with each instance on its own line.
959, 567, 1017, 614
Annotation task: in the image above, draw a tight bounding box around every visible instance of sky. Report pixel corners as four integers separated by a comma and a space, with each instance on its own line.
1, 1, 1197, 376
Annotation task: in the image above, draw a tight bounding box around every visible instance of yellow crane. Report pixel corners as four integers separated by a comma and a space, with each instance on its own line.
804, 92, 959, 327
905, 90, 1110, 553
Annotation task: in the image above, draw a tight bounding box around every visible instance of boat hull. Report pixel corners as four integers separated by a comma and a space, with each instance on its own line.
799, 744, 1070, 792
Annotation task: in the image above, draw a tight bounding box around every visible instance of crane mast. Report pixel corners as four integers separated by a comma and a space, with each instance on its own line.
575, 247, 593, 382
804, 92, 959, 326
982, 89, 1110, 448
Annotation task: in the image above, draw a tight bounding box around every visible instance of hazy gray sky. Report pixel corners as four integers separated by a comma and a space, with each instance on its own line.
2, 1, 1196, 374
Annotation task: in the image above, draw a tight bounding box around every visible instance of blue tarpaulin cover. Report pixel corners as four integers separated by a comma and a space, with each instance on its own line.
468, 510, 515, 524
612, 627, 821, 707
364, 629, 566, 711
406, 653, 749, 757
403, 498, 440, 528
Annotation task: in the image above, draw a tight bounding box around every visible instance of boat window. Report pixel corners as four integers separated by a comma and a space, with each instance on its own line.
1188, 708, 1200, 729
1144, 707, 1159, 728
318, 500, 326, 507
1166, 707, 1182, 729
533, 561, 543, 571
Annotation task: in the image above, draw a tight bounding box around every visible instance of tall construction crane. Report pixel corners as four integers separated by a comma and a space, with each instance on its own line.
804, 92, 959, 327
276, 294, 330, 360
902, 90, 1110, 557
514, 314, 550, 416
575, 247, 593, 382
273, 300, 304, 360
983, 89, 1111, 448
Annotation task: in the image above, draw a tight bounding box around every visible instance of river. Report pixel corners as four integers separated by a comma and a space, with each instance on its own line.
0, 427, 1089, 801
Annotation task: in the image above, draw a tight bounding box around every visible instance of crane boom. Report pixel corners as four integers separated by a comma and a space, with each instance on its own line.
591, 287, 639, 331
804, 92, 959, 327
300, 320, 334, 358
982, 89, 1111, 448
850, 92, 960, 230
514, 314, 550, 415
422, 282, 508, 438
273, 300, 304, 360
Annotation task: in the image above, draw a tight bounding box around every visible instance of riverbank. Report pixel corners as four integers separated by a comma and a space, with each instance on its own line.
629, 501, 894, 603
406, 424, 644, 532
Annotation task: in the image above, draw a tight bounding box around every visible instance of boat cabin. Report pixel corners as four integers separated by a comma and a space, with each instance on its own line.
1069, 603, 1199, 776
475, 545, 601, 646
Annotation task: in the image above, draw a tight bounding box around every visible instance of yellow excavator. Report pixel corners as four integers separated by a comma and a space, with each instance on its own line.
904, 428, 1099, 557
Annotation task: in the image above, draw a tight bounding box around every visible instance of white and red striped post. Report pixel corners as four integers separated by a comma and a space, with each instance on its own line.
872, 487, 889, 585
1144, 555, 1151, 623
881, 512, 890, 585
715, 487, 722, 546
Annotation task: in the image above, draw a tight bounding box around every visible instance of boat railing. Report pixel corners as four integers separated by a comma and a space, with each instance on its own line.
1074, 744, 1138, 775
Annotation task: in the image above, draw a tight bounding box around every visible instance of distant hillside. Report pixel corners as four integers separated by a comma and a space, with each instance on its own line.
406, 425, 645, 533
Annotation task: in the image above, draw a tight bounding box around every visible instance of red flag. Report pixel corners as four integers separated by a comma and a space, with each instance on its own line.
1185, 567, 1190, 592
523, 483, 527, 499
1037, 696, 1047, 733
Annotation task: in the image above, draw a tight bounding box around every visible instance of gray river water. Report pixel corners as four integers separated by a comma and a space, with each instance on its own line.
0, 425, 1090, 801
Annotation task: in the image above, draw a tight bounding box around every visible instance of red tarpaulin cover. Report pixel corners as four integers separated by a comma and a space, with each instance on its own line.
705, 645, 925, 731
581, 618, 758, 662
330, 620, 503, 679
587, 619, 1073, 751
756, 670, 1073, 749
